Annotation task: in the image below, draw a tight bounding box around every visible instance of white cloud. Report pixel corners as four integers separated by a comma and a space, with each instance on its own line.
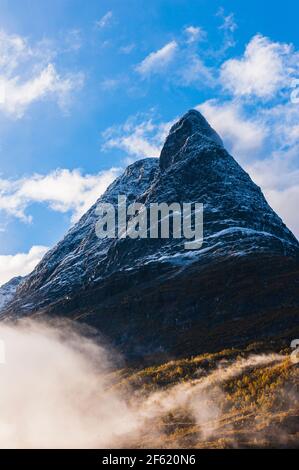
102, 114, 174, 160
179, 55, 215, 86
0, 168, 121, 224
135, 37, 214, 89
197, 99, 266, 158
135, 41, 178, 76
245, 146, 299, 238
184, 26, 206, 44
217, 8, 237, 33
265, 186, 299, 238
0, 30, 83, 118
0, 30, 29, 73
220, 34, 297, 99
100, 78, 121, 91
260, 101, 299, 148
64, 29, 82, 52
119, 43, 135, 54
0, 64, 83, 118
246, 147, 299, 191
0, 245, 48, 285
213, 8, 238, 55
95, 11, 113, 29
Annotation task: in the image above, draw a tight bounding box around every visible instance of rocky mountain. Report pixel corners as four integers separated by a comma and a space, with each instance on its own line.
2, 110, 299, 364
0, 276, 24, 310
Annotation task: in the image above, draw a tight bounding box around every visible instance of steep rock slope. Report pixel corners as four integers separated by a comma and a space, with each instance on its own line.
2, 110, 299, 363
0, 276, 24, 310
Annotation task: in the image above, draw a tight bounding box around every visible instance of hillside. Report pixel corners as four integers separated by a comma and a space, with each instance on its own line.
112, 343, 299, 448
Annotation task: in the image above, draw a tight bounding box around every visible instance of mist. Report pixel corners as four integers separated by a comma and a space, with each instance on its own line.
137, 353, 284, 441
0, 319, 138, 448
0, 319, 289, 448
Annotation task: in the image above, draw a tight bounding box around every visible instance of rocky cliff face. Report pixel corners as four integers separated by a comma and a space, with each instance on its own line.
0, 276, 24, 310
2, 110, 299, 364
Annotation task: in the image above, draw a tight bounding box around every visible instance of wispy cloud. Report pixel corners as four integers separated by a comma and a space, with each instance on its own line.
100, 78, 119, 90
184, 26, 207, 44
0, 30, 84, 118
95, 11, 113, 29
0, 168, 121, 224
214, 7, 238, 55
0, 245, 48, 285
119, 43, 135, 54
135, 41, 178, 76
179, 55, 215, 86
102, 113, 174, 161
217, 8, 237, 33
64, 29, 83, 52
133, 23, 217, 88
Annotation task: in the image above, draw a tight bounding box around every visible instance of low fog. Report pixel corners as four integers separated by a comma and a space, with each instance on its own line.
0, 320, 138, 448
0, 319, 289, 448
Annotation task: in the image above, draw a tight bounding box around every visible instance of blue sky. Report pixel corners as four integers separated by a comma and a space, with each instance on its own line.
0, 0, 299, 284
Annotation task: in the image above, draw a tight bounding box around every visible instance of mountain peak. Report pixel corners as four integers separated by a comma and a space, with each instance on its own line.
2, 107, 298, 364
160, 109, 223, 170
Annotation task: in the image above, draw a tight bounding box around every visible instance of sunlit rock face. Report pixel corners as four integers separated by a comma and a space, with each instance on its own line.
2, 109, 299, 364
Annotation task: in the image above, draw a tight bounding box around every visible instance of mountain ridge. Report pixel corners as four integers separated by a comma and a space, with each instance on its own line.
1, 109, 299, 364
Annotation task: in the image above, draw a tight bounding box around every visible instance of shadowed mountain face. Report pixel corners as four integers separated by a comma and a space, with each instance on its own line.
0, 276, 23, 310
2, 110, 299, 364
